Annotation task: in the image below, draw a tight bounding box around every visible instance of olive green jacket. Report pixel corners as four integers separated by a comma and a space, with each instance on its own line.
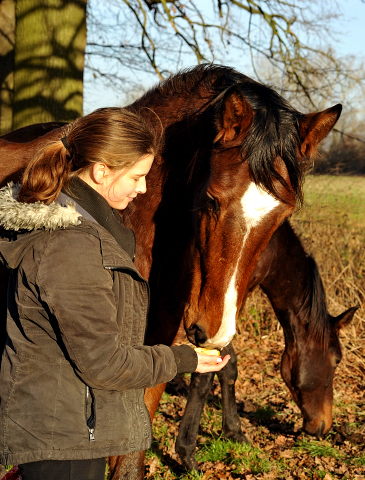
0, 183, 196, 465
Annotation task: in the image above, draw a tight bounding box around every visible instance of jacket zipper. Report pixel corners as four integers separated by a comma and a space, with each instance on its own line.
86, 386, 96, 441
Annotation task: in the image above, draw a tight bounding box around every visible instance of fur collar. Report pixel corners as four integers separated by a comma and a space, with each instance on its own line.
0, 182, 81, 232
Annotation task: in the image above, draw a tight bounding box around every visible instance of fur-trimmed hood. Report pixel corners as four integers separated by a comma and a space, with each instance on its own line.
0, 182, 83, 270
0, 182, 81, 232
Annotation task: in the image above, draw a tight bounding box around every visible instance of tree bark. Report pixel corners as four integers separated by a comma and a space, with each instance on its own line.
0, 0, 15, 135
12, 0, 87, 129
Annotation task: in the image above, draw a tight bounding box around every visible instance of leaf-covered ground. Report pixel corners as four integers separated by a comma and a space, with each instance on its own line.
145, 328, 365, 479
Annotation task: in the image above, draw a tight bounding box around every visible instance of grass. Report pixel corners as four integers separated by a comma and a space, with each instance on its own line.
293, 438, 344, 459
293, 175, 365, 366
299, 175, 365, 228
294, 175, 365, 273
353, 455, 365, 466
200, 403, 223, 434
196, 437, 275, 475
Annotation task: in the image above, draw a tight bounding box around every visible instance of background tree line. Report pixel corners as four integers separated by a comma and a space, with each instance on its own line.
315, 130, 365, 175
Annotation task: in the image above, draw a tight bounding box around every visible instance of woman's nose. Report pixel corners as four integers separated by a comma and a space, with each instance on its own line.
135, 177, 147, 194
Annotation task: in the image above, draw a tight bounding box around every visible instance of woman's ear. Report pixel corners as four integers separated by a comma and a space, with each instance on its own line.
92, 163, 109, 184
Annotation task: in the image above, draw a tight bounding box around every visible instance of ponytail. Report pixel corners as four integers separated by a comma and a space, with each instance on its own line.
18, 107, 159, 205
18, 139, 72, 204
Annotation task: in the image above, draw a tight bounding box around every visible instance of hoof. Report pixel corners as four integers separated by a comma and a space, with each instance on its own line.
180, 456, 200, 472
225, 431, 250, 443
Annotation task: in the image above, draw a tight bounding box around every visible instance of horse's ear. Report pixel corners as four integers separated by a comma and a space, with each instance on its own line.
333, 306, 358, 332
214, 87, 253, 144
299, 104, 342, 157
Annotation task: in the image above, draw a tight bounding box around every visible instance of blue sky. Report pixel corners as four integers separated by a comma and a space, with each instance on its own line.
336, 0, 365, 57
83, 1, 365, 114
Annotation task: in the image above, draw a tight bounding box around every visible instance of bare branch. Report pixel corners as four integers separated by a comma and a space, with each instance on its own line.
86, 0, 363, 113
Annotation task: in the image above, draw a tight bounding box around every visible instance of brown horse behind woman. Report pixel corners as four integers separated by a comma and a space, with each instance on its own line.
0, 65, 342, 479
174, 219, 356, 470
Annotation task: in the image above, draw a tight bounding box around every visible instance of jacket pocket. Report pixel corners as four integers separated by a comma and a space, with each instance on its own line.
3, 354, 87, 452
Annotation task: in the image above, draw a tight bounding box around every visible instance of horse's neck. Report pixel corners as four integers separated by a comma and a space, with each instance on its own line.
257, 221, 314, 339
0, 129, 64, 187
123, 89, 212, 279
1, 122, 66, 143
0, 140, 35, 186
131, 84, 211, 127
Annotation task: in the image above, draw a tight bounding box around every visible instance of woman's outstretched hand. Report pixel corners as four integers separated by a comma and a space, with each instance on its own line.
195, 353, 231, 373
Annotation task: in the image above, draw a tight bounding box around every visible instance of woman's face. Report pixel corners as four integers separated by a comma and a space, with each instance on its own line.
82, 154, 154, 210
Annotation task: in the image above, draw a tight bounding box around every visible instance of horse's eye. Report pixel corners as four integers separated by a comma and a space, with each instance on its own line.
207, 192, 220, 213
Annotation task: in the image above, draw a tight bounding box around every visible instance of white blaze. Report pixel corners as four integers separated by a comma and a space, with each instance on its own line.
241, 183, 281, 229
204, 183, 280, 349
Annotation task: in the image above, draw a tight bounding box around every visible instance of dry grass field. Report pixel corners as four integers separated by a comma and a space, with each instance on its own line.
287, 175, 363, 359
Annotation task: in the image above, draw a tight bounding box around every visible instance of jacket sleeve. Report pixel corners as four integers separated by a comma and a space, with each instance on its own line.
37, 229, 197, 391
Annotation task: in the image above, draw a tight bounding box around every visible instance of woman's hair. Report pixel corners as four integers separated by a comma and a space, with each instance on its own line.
18, 107, 159, 204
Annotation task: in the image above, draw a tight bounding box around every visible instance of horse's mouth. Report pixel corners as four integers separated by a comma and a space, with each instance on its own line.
303, 419, 329, 438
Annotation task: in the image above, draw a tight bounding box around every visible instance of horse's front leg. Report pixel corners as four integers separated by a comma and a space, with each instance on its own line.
217, 343, 249, 443
175, 371, 215, 471
107, 383, 167, 480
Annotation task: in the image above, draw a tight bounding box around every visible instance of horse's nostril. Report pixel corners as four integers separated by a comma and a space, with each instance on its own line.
186, 325, 197, 345
186, 324, 208, 346
195, 326, 207, 345
316, 420, 325, 438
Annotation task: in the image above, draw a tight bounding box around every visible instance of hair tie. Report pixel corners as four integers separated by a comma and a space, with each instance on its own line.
61, 136, 71, 150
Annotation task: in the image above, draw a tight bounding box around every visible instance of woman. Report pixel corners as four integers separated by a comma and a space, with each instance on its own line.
0, 108, 230, 480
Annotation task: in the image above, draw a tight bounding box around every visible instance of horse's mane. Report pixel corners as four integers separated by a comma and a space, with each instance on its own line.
301, 255, 330, 346
138, 64, 305, 206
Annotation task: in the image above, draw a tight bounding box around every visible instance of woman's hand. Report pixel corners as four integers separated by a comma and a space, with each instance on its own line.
195, 353, 231, 373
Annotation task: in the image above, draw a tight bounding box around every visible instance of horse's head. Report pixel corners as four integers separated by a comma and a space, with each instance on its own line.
183, 81, 342, 349
281, 305, 357, 436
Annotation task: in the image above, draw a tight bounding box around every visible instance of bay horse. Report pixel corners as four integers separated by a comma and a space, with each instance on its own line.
0, 65, 342, 479
175, 219, 356, 470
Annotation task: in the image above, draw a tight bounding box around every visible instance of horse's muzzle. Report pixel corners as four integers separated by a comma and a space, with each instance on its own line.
303, 419, 330, 438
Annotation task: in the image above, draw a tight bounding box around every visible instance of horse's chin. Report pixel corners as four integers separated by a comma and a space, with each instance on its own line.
303, 419, 331, 438
200, 338, 232, 350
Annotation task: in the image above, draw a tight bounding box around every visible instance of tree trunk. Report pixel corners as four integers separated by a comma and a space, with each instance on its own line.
12, 0, 87, 129
0, 0, 15, 135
